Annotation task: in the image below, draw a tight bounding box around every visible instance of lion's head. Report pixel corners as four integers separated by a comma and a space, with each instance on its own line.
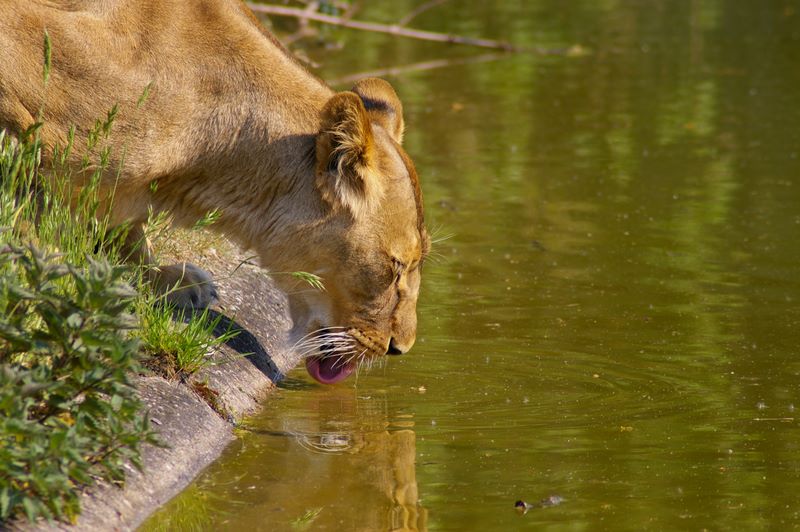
265, 78, 429, 384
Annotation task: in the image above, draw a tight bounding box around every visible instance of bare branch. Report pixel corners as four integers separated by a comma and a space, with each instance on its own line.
247, 3, 522, 51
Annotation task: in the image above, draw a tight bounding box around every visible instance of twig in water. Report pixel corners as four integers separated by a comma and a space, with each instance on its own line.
327, 52, 510, 87
398, 0, 450, 26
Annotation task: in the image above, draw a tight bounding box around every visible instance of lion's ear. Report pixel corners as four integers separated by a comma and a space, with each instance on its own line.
316, 91, 383, 217
351, 78, 405, 144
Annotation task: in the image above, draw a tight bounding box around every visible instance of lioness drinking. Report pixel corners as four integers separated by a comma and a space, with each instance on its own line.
0, 0, 429, 384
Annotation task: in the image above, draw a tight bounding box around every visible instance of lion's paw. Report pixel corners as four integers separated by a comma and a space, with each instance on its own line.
154, 263, 219, 309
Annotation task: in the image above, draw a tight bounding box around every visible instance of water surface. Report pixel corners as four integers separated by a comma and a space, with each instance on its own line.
143, 1, 800, 530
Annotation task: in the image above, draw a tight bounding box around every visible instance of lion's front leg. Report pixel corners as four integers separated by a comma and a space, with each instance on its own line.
123, 223, 218, 309
150, 262, 219, 308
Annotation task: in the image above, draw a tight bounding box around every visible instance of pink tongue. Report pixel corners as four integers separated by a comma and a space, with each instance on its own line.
305, 356, 354, 384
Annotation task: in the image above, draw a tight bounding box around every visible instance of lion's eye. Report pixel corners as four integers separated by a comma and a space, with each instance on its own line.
391, 258, 405, 283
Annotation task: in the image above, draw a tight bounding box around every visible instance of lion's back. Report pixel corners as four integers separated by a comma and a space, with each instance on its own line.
0, 0, 295, 181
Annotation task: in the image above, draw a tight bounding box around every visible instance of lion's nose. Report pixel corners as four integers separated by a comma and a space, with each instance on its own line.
386, 338, 406, 355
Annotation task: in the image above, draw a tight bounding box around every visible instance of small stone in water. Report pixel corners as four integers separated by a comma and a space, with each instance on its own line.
515, 495, 564, 513
539, 495, 565, 507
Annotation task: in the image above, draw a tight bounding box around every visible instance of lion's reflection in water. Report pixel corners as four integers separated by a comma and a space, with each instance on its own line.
275, 426, 425, 530
270, 385, 428, 531
146, 382, 428, 531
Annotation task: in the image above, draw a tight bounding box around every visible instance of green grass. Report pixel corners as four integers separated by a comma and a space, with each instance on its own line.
135, 298, 240, 379
0, 35, 238, 523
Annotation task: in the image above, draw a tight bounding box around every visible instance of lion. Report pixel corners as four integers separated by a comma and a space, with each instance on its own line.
0, 0, 429, 384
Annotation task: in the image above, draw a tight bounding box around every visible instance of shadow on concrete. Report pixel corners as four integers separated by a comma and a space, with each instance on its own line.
182, 308, 284, 382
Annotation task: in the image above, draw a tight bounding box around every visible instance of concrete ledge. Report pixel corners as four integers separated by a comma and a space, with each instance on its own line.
20, 241, 300, 531
49, 377, 234, 531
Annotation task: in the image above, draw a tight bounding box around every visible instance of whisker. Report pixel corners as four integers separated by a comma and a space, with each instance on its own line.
344, 348, 367, 369
292, 333, 349, 350
296, 341, 356, 360
291, 334, 351, 353
294, 337, 348, 350
330, 352, 355, 369
291, 326, 362, 362
423, 250, 447, 264
430, 233, 454, 245
290, 326, 348, 349
429, 223, 454, 242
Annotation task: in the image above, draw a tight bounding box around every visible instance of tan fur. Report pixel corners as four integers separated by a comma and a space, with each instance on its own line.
0, 0, 429, 360
316, 92, 385, 219
352, 78, 405, 144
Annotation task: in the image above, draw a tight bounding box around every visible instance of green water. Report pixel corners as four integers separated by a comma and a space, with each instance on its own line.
143, 1, 800, 530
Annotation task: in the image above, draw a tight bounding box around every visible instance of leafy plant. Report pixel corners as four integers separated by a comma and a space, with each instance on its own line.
0, 244, 159, 523
0, 77, 157, 523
